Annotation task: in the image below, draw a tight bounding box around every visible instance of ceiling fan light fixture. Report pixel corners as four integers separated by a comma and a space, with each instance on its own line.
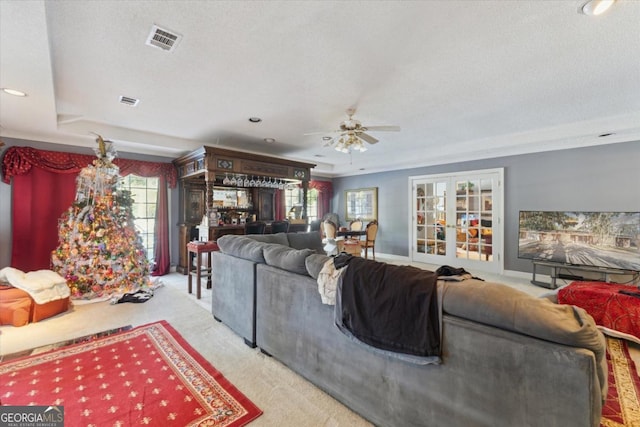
581, 0, 616, 16
333, 135, 369, 153
354, 139, 367, 152
315, 110, 400, 154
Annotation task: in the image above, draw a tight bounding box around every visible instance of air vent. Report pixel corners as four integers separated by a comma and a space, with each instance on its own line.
119, 96, 139, 107
146, 25, 182, 51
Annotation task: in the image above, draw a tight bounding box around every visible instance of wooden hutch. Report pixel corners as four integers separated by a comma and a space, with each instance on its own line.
173, 146, 316, 274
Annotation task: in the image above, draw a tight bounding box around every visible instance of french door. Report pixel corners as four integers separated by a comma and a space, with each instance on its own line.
410, 168, 503, 274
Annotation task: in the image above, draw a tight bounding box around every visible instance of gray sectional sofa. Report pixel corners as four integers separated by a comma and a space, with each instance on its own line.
212, 232, 325, 347
212, 233, 606, 427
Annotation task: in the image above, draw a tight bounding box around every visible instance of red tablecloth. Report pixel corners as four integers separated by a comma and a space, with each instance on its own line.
558, 281, 640, 340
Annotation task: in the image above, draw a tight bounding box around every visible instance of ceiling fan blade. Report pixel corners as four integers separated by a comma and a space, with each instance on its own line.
362, 125, 401, 132
304, 130, 342, 136
358, 132, 379, 144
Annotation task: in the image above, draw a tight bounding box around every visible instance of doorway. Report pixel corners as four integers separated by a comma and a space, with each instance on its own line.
409, 168, 503, 274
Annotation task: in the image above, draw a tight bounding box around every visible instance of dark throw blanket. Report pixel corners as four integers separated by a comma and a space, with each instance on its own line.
337, 257, 440, 358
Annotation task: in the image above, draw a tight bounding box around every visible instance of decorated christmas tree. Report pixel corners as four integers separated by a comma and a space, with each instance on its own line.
51, 136, 152, 300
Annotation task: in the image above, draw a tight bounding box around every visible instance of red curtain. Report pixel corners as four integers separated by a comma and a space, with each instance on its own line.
151, 175, 170, 276
11, 167, 77, 272
2, 146, 177, 274
275, 189, 285, 220
309, 180, 333, 220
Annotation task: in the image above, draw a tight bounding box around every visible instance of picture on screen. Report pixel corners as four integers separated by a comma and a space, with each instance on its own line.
518, 211, 640, 271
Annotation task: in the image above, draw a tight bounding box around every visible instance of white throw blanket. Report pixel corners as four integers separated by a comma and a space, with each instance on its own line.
317, 258, 347, 305
0, 267, 70, 305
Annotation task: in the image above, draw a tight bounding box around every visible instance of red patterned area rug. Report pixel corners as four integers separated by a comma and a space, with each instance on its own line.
601, 337, 640, 427
0, 320, 262, 426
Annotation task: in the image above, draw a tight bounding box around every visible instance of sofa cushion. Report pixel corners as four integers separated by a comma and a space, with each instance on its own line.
442, 279, 604, 353
245, 233, 290, 246
441, 279, 606, 395
287, 232, 324, 254
263, 244, 315, 276
216, 235, 267, 263
305, 254, 331, 279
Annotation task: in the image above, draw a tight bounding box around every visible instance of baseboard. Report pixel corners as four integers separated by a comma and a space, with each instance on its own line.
376, 253, 411, 262
503, 269, 536, 280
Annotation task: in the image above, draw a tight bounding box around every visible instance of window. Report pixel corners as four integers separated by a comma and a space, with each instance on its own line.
120, 175, 158, 260
307, 189, 318, 222
285, 187, 318, 222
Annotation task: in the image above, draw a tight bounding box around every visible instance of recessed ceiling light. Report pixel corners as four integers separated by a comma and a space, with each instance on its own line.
1, 88, 27, 97
263, 138, 276, 143
313, 154, 325, 158
322, 136, 332, 141
581, 0, 616, 16
248, 117, 262, 123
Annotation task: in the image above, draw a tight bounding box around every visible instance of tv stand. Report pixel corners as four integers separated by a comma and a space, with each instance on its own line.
530, 261, 635, 289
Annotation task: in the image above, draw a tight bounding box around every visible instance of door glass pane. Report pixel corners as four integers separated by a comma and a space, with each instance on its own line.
415, 181, 447, 255
456, 178, 493, 262
416, 225, 426, 253
479, 178, 493, 261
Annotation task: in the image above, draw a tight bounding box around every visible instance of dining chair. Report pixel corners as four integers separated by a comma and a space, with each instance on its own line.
321, 220, 339, 255
270, 220, 290, 234
245, 221, 266, 235
322, 220, 337, 240
346, 218, 364, 243
322, 213, 340, 229
360, 220, 378, 260
349, 219, 364, 231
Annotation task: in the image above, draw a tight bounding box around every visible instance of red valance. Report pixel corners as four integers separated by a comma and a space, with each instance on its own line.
2, 146, 177, 188
309, 179, 333, 197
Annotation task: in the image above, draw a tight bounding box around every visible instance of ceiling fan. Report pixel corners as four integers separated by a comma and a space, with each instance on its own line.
305, 109, 400, 153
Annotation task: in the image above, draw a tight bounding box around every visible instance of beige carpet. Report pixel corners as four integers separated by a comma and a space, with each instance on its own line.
1, 260, 637, 425
0, 273, 372, 427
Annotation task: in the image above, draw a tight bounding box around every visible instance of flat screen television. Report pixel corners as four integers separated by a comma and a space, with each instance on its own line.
518, 211, 640, 272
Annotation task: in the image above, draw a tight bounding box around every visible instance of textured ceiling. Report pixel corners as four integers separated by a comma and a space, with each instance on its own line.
1, 0, 639, 176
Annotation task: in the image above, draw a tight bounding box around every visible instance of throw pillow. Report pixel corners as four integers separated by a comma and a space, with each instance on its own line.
217, 235, 267, 263
263, 244, 315, 276
246, 233, 289, 246
305, 254, 331, 279
287, 232, 324, 254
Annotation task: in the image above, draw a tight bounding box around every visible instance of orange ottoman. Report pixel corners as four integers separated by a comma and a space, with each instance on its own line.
0, 268, 71, 325
31, 297, 70, 322
0, 285, 33, 327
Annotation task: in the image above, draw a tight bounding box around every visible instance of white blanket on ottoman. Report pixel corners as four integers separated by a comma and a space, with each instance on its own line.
0, 267, 70, 305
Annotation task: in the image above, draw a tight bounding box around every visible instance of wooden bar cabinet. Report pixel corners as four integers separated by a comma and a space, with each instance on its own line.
173, 146, 315, 274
